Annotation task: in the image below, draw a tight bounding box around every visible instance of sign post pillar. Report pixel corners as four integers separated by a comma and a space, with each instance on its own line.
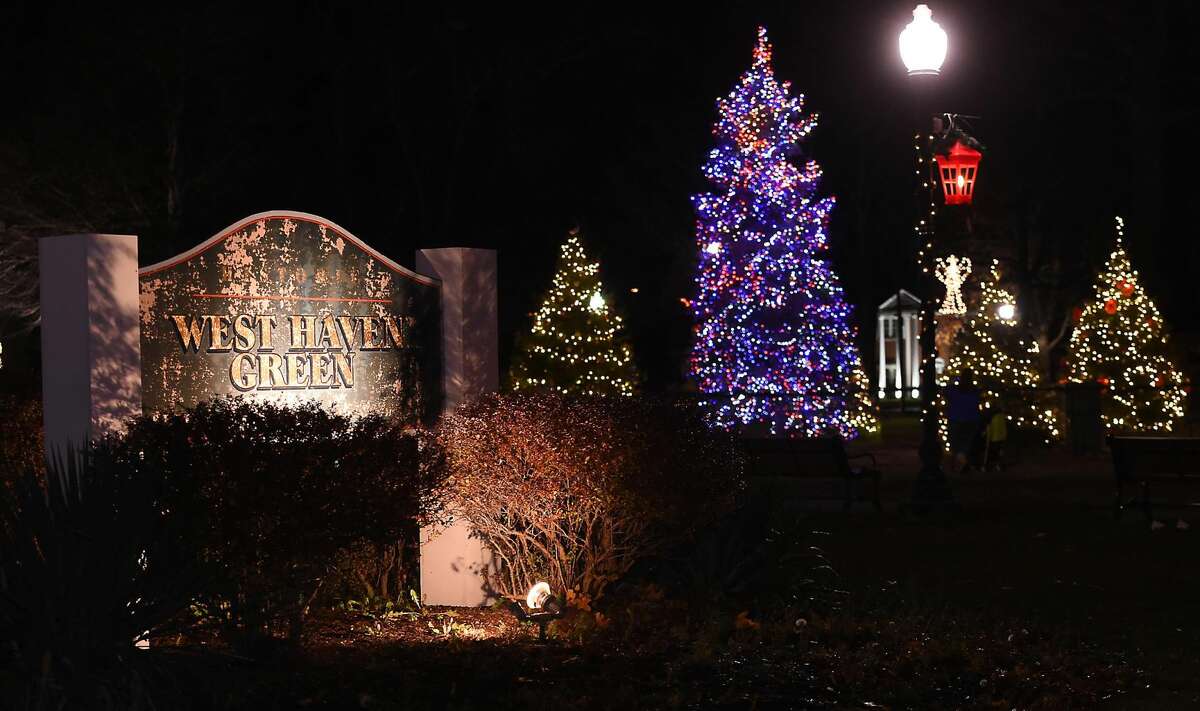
38, 233, 143, 458
416, 248, 499, 606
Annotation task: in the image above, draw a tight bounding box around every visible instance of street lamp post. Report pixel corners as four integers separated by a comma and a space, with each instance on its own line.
901, 4, 956, 510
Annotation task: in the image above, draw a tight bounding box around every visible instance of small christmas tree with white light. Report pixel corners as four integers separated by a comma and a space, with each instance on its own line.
939, 261, 1060, 445
509, 229, 639, 396
1066, 217, 1186, 432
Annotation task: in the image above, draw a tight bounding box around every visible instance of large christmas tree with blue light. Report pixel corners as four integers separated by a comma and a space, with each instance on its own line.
689, 27, 877, 438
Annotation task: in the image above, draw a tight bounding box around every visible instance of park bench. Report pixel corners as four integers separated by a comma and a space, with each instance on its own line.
1109, 436, 1200, 521
742, 437, 882, 511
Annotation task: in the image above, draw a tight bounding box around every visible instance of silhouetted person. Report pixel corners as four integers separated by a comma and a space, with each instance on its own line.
945, 370, 982, 474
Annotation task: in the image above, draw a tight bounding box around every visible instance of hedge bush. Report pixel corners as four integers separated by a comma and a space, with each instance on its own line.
438, 392, 744, 601
1, 446, 206, 707
115, 398, 448, 641
2, 397, 447, 703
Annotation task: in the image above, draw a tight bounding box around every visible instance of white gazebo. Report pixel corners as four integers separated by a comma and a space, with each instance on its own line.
876, 290, 922, 401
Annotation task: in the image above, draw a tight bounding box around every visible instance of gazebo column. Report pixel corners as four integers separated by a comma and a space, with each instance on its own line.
877, 314, 887, 397
907, 312, 921, 394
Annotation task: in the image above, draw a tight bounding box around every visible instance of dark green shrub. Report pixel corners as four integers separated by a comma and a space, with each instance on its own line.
439, 392, 744, 601
1, 397, 445, 705
0, 446, 206, 707
116, 398, 448, 643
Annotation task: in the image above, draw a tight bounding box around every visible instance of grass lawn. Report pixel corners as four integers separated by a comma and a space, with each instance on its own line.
810, 505, 1200, 709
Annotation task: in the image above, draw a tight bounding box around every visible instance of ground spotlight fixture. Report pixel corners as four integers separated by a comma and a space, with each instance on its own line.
526, 581, 562, 614
506, 581, 565, 641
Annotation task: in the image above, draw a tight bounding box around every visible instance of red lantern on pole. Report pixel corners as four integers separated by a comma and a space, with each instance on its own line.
935, 140, 982, 205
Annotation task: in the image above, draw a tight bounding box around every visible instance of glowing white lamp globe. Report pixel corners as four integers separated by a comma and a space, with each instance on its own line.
588, 291, 605, 312
899, 4, 947, 76
997, 303, 1016, 321
705, 241, 722, 255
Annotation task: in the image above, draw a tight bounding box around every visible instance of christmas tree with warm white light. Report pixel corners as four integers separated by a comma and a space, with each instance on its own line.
1066, 217, 1186, 432
689, 27, 876, 437
509, 229, 639, 396
939, 262, 1060, 445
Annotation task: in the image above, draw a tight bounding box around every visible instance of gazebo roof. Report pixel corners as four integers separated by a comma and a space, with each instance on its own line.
877, 289, 921, 313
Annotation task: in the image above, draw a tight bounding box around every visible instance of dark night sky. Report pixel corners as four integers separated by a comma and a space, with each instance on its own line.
3, 1, 1198, 390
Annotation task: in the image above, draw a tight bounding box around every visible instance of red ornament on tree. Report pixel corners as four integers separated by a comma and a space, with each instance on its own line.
1072, 306, 1083, 322
1117, 280, 1134, 297
1104, 299, 1118, 315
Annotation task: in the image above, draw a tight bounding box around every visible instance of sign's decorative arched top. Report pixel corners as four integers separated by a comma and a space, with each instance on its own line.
138, 211, 441, 420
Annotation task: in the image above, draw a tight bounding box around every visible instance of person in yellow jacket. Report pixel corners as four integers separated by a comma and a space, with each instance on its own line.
983, 407, 1008, 472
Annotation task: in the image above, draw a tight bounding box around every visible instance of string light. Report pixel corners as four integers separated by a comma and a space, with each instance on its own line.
509, 229, 639, 397
688, 27, 878, 438
914, 132, 939, 273
913, 125, 942, 436
1065, 217, 1186, 433
938, 260, 1061, 446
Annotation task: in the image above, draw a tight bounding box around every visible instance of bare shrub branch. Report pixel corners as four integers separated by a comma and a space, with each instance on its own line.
439, 392, 744, 601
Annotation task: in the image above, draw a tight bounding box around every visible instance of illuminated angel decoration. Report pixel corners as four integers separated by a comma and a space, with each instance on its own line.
935, 254, 971, 316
